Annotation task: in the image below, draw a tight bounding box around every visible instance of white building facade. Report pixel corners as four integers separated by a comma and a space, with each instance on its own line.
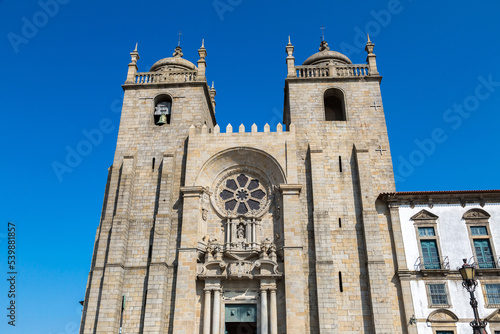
383, 191, 500, 334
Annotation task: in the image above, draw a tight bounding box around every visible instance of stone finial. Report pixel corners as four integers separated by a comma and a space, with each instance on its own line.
201, 124, 208, 134
189, 124, 196, 136
277, 123, 283, 133
198, 39, 207, 60
251, 123, 257, 133
209, 81, 216, 110
197, 40, 207, 79
365, 34, 378, 75
264, 123, 270, 132
226, 123, 233, 133
172, 46, 183, 58
319, 40, 330, 52
239, 124, 245, 133
214, 124, 220, 134
289, 123, 296, 132
126, 43, 140, 83
365, 34, 374, 54
286, 36, 296, 78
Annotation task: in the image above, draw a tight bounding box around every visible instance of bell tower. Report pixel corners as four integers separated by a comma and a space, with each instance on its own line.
79, 42, 216, 334
282, 36, 400, 333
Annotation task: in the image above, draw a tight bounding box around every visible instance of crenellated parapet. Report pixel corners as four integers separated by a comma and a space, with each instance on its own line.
189, 122, 294, 136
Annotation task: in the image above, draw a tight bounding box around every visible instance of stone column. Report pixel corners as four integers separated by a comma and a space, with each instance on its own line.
203, 289, 211, 334
269, 288, 278, 334
231, 220, 236, 246
261, 288, 268, 334
212, 288, 221, 334
246, 223, 251, 245
225, 220, 230, 248
252, 221, 256, 248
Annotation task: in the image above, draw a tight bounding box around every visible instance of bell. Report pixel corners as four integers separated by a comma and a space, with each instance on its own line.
157, 114, 167, 125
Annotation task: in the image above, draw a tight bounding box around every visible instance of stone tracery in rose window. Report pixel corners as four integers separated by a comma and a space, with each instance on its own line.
217, 173, 268, 218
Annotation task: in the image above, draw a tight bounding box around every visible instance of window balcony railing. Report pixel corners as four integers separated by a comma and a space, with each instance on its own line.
470, 256, 500, 270
414, 256, 450, 271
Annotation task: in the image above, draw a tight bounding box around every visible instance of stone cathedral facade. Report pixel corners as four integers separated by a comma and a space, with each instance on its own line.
79, 37, 406, 334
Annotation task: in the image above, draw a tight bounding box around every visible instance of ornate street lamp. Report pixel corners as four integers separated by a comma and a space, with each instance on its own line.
459, 259, 488, 334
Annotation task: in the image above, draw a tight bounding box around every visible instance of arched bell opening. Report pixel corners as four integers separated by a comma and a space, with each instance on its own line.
324, 88, 346, 121
153, 94, 172, 126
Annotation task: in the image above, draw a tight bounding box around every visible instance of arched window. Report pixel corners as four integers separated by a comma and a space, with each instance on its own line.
154, 95, 172, 126
324, 88, 346, 121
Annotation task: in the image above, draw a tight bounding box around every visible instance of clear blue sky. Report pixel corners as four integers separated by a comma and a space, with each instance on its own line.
1, 0, 499, 333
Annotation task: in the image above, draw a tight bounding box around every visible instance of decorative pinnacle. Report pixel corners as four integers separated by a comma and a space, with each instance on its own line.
130, 42, 140, 65
211, 81, 215, 89
286, 36, 294, 59
178, 31, 182, 47
365, 34, 375, 54
198, 39, 207, 60
320, 25, 326, 42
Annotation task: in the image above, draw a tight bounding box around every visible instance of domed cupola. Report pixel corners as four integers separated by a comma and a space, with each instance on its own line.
150, 46, 197, 72
302, 40, 352, 66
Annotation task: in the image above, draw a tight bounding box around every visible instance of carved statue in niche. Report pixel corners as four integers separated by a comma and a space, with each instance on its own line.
236, 223, 246, 249
237, 224, 245, 239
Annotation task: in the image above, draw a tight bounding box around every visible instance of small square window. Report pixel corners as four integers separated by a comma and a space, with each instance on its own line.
428, 283, 449, 306
471, 226, 488, 236
418, 227, 436, 237
485, 284, 500, 306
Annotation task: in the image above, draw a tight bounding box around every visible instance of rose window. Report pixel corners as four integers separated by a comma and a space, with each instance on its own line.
218, 173, 268, 216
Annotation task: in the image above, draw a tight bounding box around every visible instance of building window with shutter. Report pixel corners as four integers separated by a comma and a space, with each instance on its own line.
464, 209, 497, 269
426, 283, 450, 307
484, 283, 500, 307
